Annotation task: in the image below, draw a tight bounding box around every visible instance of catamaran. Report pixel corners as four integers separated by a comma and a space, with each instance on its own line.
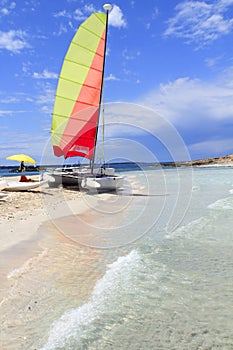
49, 4, 123, 191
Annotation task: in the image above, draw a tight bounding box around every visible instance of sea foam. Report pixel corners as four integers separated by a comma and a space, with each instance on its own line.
208, 197, 233, 210
7, 248, 49, 279
40, 250, 141, 350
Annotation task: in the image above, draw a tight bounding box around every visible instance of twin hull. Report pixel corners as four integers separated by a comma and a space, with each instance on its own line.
49, 168, 124, 191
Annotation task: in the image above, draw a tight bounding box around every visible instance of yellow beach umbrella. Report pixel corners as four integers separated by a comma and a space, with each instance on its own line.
6, 154, 36, 164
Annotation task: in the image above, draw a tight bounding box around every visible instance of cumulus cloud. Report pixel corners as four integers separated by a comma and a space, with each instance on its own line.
0, 1, 16, 16
189, 138, 233, 156
164, 0, 233, 48
137, 69, 233, 157
0, 30, 29, 53
109, 5, 127, 28
33, 69, 58, 79
84, 4, 96, 14
53, 4, 126, 35
35, 83, 54, 106
141, 75, 233, 124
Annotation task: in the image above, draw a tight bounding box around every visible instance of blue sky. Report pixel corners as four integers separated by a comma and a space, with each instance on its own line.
0, 0, 233, 165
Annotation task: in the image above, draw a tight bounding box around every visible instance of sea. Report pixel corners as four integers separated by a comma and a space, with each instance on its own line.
1, 165, 233, 350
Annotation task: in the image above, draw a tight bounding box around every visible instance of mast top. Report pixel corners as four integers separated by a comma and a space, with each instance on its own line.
103, 4, 112, 12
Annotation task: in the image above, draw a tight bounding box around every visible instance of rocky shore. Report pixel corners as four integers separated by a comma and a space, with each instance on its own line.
160, 153, 233, 167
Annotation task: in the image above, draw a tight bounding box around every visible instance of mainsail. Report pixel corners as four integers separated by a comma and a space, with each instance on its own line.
51, 8, 110, 161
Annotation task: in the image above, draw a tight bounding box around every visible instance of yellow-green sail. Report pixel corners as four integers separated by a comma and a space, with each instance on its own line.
51, 11, 107, 159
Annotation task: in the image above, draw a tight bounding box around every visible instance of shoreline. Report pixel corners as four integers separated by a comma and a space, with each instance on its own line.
0, 178, 94, 294
0, 162, 231, 257
0, 177, 125, 349
0, 176, 119, 295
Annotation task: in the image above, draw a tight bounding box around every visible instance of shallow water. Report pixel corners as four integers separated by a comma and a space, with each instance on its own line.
1, 167, 233, 349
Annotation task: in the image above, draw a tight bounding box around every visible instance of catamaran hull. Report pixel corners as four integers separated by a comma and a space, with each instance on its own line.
49, 172, 124, 192
48, 173, 82, 188
81, 175, 124, 192
48, 167, 120, 190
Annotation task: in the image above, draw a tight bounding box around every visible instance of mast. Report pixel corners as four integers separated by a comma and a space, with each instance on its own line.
91, 3, 112, 174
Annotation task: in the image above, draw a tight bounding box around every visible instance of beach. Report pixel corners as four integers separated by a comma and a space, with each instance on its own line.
0, 175, 115, 349
0, 171, 143, 349
0, 166, 233, 349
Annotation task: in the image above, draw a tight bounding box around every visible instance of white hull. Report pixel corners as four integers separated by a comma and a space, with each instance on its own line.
4, 179, 48, 192
48, 173, 81, 188
81, 175, 124, 191
48, 167, 123, 192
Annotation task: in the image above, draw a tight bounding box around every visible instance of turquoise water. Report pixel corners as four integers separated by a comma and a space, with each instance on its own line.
1, 167, 233, 349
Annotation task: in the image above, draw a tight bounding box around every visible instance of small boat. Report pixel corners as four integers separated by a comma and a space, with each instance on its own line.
50, 4, 123, 192
4, 179, 48, 192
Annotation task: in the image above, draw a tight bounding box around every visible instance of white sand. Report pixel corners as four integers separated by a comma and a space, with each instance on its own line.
0, 177, 80, 251
0, 175, 115, 278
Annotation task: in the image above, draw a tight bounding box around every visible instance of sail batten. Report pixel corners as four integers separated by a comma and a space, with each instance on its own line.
69, 42, 104, 57
54, 94, 100, 105
72, 29, 104, 45
55, 77, 102, 91
51, 11, 107, 160
52, 113, 98, 124
63, 58, 103, 72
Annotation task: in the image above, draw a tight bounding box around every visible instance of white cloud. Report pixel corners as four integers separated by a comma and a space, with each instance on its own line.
105, 73, 119, 81
140, 75, 233, 124
53, 10, 72, 19
0, 1, 16, 16
53, 23, 69, 36
33, 69, 58, 79
53, 5, 98, 22
136, 68, 233, 157
0, 95, 19, 104
102, 102, 191, 162
205, 56, 223, 67
152, 7, 159, 20
0, 109, 26, 116
9, 1, 16, 9
0, 130, 49, 162
0, 30, 29, 53
53, 5, 126, 35
73, 8, 86, 21
1, 7, 9, 15
164, 0, 233, 48
122, 48, 140, 60
0, 110, 14, 116
99, 70, 233, 159
84, 4, 96, 14
35, 82, 55, 114
109, 5, 126, 28
190, 138, 233, 155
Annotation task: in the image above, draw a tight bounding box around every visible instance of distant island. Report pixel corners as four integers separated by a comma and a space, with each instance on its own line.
159, 153, 233, 167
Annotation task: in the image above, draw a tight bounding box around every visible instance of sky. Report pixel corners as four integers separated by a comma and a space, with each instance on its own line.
0, 0, 233, 165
